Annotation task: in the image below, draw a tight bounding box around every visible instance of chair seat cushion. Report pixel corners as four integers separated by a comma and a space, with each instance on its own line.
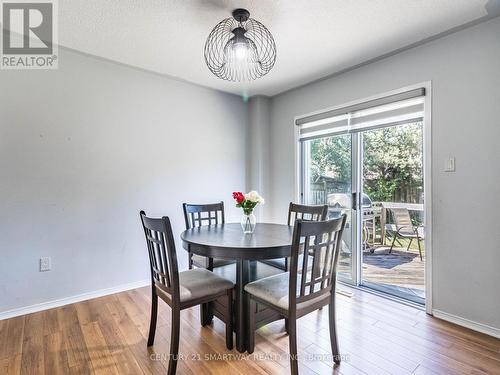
261, 253, 312, 273
385, 224, 424, 238
385, 224, 397, 233
260, 252, 306, 271
178, 268, 234, 303
244, 272, 329, 311
260, 258, 287, 270
192, 254, 236, 268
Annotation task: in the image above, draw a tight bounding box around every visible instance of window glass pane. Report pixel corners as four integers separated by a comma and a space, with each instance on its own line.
303, 134, 353, 282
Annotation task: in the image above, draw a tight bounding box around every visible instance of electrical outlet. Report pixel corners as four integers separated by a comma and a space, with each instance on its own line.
40, 257, 51, 272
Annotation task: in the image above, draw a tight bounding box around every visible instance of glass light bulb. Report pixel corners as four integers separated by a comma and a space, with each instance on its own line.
233, 42, 248, 60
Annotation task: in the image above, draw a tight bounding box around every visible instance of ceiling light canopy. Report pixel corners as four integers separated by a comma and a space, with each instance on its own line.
204, 8, 277, 82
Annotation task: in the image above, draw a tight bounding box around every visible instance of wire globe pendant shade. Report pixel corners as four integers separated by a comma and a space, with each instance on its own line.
204, 9, 276, 82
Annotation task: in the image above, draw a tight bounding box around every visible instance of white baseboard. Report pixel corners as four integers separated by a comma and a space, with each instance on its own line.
0, 279, 150, 321
432, 309, 500, 339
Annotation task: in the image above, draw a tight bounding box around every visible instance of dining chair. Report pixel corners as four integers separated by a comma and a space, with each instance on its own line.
183, 202, 236, 270
386, 207, 424, 260
140, 211, 234, 375
261, 202, 328, 271
245, 215, 347, 374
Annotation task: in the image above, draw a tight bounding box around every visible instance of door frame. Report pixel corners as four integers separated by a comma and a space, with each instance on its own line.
294, 82, 433, 313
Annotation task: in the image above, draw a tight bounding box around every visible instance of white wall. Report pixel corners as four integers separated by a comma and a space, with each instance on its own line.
0, 48, 247, 314
246, 96, 271, 221
266, 18, 500, 330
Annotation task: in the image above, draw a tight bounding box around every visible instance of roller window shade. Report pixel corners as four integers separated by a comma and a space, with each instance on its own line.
297, 88, 425, 141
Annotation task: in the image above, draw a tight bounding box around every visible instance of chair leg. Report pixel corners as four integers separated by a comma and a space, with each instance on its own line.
200, 303, 213, 326
288, 318, 298, 375
168, 307, 180, 375
406, 238, 413, 251
147, 289, 158, 347
188, 252, 193, 269
247, 297, 256, 354
389, 234, 397, 253
417, 237, 423, 261
207, 302, 214, 324
200, 304, 206, 326
329, 294, 341, 365
203, 258, 215, 325
284, 318, 289, 334
225, 289, 233, 350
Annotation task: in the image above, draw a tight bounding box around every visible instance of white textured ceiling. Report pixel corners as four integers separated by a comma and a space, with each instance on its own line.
59, 0, 497, 97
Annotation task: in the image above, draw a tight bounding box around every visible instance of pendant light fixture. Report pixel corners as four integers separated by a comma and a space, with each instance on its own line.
204, 9, 276, 82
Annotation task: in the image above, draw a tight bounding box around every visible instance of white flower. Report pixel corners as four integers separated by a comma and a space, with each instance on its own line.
245, 190, 265, 204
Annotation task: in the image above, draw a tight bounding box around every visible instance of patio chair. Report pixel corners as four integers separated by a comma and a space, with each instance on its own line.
385, 208, 424, 260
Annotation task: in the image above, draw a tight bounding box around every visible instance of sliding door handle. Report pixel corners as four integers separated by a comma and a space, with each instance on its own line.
352, 192, 357, 210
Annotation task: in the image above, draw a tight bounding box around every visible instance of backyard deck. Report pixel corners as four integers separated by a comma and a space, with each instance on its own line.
337, 243, 425, 303
362, 245, 425, 302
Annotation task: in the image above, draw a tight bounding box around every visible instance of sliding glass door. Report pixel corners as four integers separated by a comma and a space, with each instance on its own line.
359, 123, 425, 304
298, 91, 426, 303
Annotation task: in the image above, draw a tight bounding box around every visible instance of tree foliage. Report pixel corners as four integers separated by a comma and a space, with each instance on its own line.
310, 134, 351, 185
309, 123, 423, 203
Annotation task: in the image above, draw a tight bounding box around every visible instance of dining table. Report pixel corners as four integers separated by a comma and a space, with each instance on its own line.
181, 222, 293, 353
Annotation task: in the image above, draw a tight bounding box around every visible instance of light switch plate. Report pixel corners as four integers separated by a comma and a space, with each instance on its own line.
445, 157, 455, 172
40, 257, 51, 272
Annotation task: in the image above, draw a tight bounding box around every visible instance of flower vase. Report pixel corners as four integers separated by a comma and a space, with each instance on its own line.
241, 212, 256, 234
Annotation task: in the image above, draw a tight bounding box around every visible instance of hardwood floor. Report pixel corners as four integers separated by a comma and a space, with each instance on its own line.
1, 285, 499, 375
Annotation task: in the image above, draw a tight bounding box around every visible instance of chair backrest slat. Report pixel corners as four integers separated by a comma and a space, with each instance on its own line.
151, 229, 164, 286
289, 215, 347, 309
309, 235, 321, 295
183, 202, 225, 230
140, 211, 180, 300
288, 203, 328, 226
300, 243, 309, 296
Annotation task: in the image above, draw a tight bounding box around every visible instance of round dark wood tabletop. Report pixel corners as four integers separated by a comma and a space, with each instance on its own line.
180, 223, 293, 260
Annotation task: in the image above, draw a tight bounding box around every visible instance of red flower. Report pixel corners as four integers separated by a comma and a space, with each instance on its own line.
232, 191, 245, 204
